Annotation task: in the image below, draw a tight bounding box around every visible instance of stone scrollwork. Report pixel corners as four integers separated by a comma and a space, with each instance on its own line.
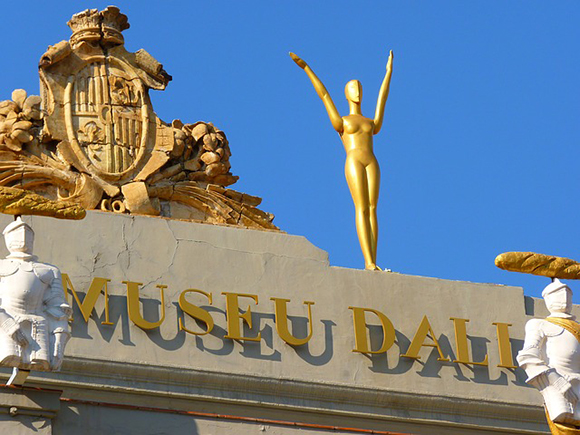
0, 6, 277, 230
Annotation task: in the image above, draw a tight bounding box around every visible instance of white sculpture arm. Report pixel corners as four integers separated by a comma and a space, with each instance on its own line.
51, 329, 69, 371
517, 319, 551, 382
42, 270, 71, 370
517, 319, 578, 421
43, 270, 72, 321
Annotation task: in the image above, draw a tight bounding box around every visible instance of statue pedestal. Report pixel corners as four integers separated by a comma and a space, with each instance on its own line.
0, 385, 61, 434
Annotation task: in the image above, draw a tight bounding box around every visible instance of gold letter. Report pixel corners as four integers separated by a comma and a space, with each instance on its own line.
449, 317, 488, 366
124, 281, 166, 330
179, 289, 214, 336
401, 315, 450, 361
62, 274, 113, 325
271, 298, 314, 346
348, 307, 395, 354
222, 292, 261, 342
492, 322, 517, 368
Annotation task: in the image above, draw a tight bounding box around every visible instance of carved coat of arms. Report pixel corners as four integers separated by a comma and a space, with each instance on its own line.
0, 7, 277, 230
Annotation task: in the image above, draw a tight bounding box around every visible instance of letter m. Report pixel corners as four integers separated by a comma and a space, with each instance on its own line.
62, 274, 113, 325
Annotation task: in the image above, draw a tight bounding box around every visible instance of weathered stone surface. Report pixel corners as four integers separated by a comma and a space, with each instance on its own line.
121, 181, 160, 216
0, 7, 277, 231
11, 90, 27, 109
0, 211, 556, 434
0, 385, 61, 435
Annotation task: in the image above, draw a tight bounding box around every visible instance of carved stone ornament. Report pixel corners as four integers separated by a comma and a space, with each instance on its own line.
0, 218, 71, 385
0, 6, 277, 230
517, 279, 580, 433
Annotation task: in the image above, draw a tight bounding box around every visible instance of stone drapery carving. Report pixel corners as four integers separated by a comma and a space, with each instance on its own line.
0, 6, 277, 230
0, 218, 71, 385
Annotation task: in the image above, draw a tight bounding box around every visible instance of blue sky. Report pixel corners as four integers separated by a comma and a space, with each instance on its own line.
1, 2, 578, 300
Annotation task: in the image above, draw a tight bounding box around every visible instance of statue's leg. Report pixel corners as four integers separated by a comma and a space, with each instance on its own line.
366, 160, 380, 264
6, 367, 30, 386
345, 157, 376, 270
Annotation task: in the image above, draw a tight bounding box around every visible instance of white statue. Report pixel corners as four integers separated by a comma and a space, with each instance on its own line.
0, 217, 71, 385
517, 279, 580, 431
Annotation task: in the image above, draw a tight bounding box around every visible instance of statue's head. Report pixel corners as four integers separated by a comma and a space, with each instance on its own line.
542, 278, 573, 317
345, 80, 362, 103
3, 217, 34, 255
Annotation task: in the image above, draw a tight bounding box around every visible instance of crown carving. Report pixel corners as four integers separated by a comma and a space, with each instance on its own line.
0, 6, 278, 231
101, 6, 130, 45
67, 6, 129, 47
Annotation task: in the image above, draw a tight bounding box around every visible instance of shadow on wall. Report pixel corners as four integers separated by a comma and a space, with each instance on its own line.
70, 294, 335, 364
364, 324, 531, 388
70, 293, 530, 387
54, 402, 200, 435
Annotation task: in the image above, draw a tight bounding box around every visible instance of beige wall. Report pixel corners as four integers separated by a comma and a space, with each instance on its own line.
0, 212, 556, 434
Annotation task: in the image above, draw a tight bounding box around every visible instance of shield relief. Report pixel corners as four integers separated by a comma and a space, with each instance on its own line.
0, 6, 276, 229
64, 59, 150, 178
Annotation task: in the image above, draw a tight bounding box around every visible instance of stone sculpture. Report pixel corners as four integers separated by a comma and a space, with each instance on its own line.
289, 51, 393, 270
517, 279, 580, 433
0, 6, 277, 230
0, 217, 72, 386
496, 252, 580, 433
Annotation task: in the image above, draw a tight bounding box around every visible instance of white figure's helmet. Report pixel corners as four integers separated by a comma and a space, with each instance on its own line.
542, 278, 573, 316
2, 217, 34, 255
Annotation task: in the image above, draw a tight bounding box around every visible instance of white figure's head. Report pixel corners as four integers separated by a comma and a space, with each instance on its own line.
542, 278, 573, 318
3, 217, 34, 256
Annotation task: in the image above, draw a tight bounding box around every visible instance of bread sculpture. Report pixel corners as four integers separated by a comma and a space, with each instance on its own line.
495, 252, 580, 280
0, 186, 85, 220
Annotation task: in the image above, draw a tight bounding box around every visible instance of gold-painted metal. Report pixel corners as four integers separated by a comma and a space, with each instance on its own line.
271, 298, 315, 346
400, 315, 450, 361
62, 274, 113, 325
290, 51, 393, 270
495, 251, 580, 280
348, 306, 396, 353
178, 289, 214, 336
545, 408, 580, 435
546, 317, 580, 342
449, 317, 488, 366
0, 186, 85, 219
492, 322, 517, 369
222, 292, 261, 342
125, 281, 167, 330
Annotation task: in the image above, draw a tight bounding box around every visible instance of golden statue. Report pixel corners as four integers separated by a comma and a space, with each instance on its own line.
290, 51, 393, 270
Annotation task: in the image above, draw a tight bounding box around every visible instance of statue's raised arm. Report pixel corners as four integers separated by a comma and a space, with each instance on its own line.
289, 52, 344, 134
373, 50, 394, 135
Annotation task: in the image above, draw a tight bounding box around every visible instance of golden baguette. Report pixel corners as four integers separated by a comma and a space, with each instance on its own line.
495, 251, 580, 280
0, 186, 85, 220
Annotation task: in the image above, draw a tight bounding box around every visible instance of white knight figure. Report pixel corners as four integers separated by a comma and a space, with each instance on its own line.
0, 217, 71, 383
517, 279, 580, 432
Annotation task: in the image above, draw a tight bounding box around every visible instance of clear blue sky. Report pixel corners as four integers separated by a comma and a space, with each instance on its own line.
1, 2, 578, 300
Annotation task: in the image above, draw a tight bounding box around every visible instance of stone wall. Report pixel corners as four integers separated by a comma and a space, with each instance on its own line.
0, 212, 558, 434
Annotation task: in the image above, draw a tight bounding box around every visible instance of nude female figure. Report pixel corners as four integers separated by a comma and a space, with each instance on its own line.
290, 51, 393, 270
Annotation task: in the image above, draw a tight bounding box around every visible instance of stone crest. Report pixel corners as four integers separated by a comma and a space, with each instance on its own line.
0, 7, 277, 230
